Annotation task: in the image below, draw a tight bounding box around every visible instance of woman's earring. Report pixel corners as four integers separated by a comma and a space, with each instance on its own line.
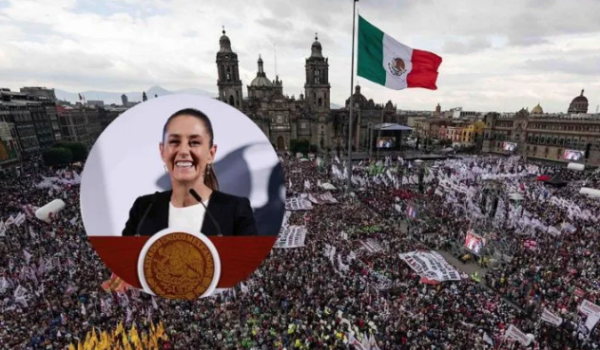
164, 164, 168, 173
206, 163, 211, 175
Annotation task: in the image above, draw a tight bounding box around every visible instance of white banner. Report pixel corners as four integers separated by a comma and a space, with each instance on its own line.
541, 308, 563, 326
285, 198, 313, 211
586, 314, 600, 332
505, 325, 531, 346
358, 239, 383, 254
308, 191, 338, 204
281, 211, 292, 228
320, 182, 337, 191
274, 226, 307, 249
399, 251, 461, 282
562, 222, 577, 233
579, 300, 600, 317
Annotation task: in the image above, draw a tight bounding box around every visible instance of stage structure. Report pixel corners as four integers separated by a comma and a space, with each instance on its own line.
478, 180, 503, 219
469, 180, 517, 267
367, 123, 413, 158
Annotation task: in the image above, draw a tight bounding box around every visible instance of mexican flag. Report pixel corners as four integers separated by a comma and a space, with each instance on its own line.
357, 16, 442, 90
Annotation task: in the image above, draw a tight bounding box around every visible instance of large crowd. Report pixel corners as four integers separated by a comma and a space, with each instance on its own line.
0, 153, 599, 349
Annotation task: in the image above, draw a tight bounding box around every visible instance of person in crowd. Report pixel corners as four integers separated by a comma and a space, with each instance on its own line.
1, 153, 598, 349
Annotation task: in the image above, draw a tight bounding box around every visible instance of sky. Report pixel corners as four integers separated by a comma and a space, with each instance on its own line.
1, 0, 599, 113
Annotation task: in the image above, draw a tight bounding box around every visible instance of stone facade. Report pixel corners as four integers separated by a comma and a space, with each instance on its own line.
0, 90, 59, 158
215, 30, 398, 151
483, 92, 600, 166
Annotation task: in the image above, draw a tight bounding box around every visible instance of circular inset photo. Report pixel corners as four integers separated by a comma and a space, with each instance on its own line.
81, 94, 285, 299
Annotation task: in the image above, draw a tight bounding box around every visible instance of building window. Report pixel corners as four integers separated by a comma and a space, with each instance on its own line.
300, 122, 307, 129
277, 116, 283, 124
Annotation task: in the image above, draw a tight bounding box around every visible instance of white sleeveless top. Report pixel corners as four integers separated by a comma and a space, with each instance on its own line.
168, 200, 209, 233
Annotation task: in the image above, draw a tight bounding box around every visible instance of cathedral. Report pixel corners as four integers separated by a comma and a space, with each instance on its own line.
215, 29, 399, 152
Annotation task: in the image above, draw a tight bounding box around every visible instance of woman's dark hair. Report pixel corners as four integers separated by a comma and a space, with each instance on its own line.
163, 108, 219, 190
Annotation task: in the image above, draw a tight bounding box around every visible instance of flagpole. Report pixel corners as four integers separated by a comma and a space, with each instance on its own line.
346, 0, 357, 195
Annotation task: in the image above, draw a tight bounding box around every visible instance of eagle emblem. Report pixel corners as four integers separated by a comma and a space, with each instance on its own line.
388, 57, 407, 77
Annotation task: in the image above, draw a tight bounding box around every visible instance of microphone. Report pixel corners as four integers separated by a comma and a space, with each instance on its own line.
189, 188, 222, 237
136, 192, 159, 237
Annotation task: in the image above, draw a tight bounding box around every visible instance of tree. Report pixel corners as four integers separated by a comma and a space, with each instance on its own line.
309, 145, 318, 153
439, 139, 453, 148
290, 139, 310, 154
43, 147, 73, 166
0, 140, 10, 161
53, 142, 88, 162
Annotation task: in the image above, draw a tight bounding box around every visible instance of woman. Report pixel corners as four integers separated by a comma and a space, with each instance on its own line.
122, 108, 257, 236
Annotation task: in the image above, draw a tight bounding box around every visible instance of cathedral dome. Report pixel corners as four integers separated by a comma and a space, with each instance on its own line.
250, 76, 273, 87
572, 90, 588, 103
250, 55, 273, 87
310, 34, 323, 58
219, 28, 232, 53
531, 103, 543, 114
568, 89, 589, 113
345, 84, 367, 108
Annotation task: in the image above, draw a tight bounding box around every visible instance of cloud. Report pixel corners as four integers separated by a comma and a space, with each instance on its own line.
258, 17, 293, 32
525, 55, 600, 75
442, 37, 492, 54
0, 0, 598, 113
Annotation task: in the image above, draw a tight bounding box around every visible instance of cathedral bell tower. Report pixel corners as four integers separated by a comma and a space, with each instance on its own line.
216, 27, 243, 109
304, 33, 330, 113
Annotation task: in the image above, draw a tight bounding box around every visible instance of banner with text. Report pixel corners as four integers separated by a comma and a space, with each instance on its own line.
274, 226, 307, 249
505, 325, 532, 347
285, 198, 313, 211
541, 308, 563, 326
399, 251, 461, 282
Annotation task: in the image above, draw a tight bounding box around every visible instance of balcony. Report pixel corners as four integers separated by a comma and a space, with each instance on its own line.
270, 124, 290, 131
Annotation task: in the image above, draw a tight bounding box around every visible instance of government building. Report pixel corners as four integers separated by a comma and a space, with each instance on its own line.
482, 90, 600, 167
215, 29, 400, 152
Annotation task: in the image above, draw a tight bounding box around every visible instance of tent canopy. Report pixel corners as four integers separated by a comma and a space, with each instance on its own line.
580, 187, 600, 198
372, 123, 413, 131
509, 193, 524, 201
567, 162, 585, 171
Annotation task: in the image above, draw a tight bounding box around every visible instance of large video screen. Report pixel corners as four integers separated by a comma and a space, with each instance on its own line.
465, 230, 486, 255
564, 149, 584, 161
376, 137, 396, 149
503, 142, 517, 152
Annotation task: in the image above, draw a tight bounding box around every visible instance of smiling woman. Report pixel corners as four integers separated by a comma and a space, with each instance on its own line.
121, 108, 258, 237
81, 95, 284, 298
